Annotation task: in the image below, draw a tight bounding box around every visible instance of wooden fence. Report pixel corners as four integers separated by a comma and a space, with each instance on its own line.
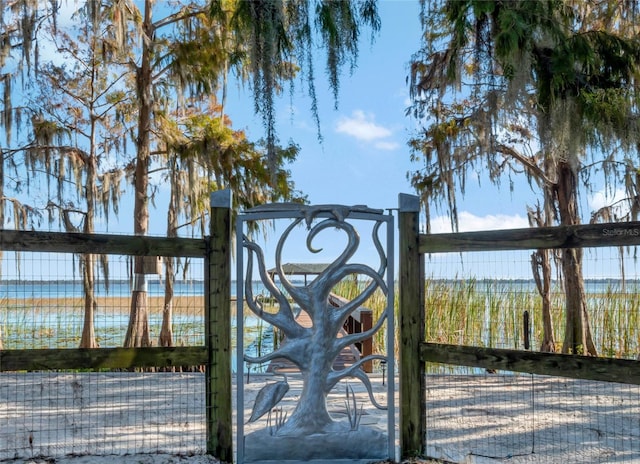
8, 191, 640, 462
397, 193, 640, 459
0, 190, 234, 462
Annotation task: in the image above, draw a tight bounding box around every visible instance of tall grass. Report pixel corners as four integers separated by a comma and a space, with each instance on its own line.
4, 279, 640, 360
333, 278, 640, 360
332, 278, 391, 359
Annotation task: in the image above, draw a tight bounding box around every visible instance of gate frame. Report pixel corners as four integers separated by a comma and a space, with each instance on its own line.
234, 204, 396, 463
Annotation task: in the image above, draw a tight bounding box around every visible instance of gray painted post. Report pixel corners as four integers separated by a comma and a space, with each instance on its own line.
206, 189, 233, 462
398, 193, 426, 458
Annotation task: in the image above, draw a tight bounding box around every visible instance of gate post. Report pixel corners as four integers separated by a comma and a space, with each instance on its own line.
206, 189, 233, 462
398, 193, 425, 458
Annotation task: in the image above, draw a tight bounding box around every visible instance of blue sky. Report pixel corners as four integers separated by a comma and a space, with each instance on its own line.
222, 0, 538, 235
225, 1, 422, 211
21, 0, 632, 279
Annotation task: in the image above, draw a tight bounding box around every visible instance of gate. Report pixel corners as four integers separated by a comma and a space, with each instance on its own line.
234, 203, 395, 463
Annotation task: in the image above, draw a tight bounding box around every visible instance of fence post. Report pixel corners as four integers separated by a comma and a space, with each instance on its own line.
206, 189, 233, 462
398, 193, 425, 458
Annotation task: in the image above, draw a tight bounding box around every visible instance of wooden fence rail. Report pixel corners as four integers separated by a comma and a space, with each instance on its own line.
0, 229, 206, 256
421, 343, 640, 385
0, 346, 208, 371
420, 220, 640, 253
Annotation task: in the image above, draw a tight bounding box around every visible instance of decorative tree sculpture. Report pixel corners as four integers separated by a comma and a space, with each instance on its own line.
242, 205, 390, 436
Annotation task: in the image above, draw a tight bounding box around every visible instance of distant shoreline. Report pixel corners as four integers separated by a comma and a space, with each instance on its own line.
2, 295, 208, 316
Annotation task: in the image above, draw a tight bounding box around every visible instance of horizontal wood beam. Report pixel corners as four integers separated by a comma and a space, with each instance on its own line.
421, 342, 640, 385
0, 346, 208, 371
0, 229, 206, 257
420, 221, 640, 253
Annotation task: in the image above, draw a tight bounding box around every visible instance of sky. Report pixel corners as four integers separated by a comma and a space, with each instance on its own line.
221, 0, 537, 234
225, 1, 420, 211
218, 0, 536, 275
13, 0, 633, 280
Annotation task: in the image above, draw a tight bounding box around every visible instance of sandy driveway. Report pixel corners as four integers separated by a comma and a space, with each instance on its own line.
2, 372, 639, 463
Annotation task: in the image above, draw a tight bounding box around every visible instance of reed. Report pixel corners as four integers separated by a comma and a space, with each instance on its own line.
334, 277, 640, 361
4, 279, 640, 361
332, 278, 390, 356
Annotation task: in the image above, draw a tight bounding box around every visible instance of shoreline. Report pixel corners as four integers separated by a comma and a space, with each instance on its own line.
2, 296, 207, 315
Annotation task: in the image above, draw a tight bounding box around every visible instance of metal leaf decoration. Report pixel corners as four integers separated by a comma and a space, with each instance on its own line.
248, 380, 290, 423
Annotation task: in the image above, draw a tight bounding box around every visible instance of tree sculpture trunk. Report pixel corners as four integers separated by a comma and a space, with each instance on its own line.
277, 308, 335, 435
556, 161, 597, 355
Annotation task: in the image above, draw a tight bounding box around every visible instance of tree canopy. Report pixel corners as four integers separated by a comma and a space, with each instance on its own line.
0, 0, 382, 349
409, 0, 640, 354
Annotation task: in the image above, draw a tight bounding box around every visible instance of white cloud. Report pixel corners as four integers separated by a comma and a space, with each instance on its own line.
335, 110, 393, 144
374, 140, 401, 151
588, 188, 628, 214
430, 211, 530, 234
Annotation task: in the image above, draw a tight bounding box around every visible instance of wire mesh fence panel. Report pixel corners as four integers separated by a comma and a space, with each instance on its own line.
0, 250, 208, 460
1, 371, 206, 459
0, 253, 206, 350
423, 245, 640, 462
424, 247, 640, 357
425, 369, 640, 463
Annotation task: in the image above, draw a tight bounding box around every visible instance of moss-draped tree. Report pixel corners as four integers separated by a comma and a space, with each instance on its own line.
409, 0, 640, 355
109, 0, 380, 347
2, 0, 381, 349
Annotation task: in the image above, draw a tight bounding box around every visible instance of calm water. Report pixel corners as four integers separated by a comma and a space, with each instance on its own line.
2, 278, 635, 298
0, 279, 277, 373
2, 278, 637, 372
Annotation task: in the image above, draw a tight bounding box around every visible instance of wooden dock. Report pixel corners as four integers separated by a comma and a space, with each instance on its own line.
267, 294, 373, 373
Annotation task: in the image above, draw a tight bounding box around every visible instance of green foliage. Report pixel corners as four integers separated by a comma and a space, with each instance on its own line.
229, 0, 380, 167
410, 0, 640, 226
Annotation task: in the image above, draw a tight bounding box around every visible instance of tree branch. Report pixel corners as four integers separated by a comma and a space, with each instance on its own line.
494, 143, 553, 187
244, 237, 304, 338
334, 312, 387, 354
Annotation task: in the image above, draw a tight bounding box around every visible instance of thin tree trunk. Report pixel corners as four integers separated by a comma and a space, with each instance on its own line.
159, 256, 174, 348
529, 189, 556, 352
556, 161, 597, 355
159, 213, 176, 348
124, 0, 153, 348
531, 248, 555, 352
160, 160, 177, 348
79, 253, 98, 348
79, 133, 98, 348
